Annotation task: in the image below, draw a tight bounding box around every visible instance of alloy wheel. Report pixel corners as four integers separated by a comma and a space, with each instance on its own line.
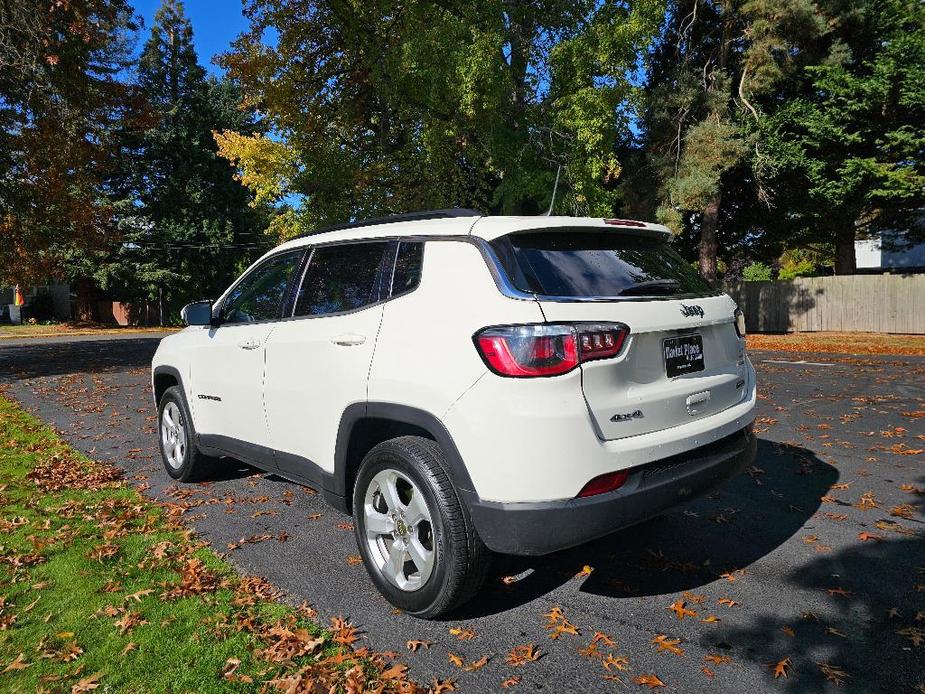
363, 468, 436, 591
161, 401, 186, 470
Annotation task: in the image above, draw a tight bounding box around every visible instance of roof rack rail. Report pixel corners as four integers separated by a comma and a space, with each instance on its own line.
297, 208, 482, 238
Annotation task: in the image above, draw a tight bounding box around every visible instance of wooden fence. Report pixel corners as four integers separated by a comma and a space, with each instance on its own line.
725, 275, 925, 334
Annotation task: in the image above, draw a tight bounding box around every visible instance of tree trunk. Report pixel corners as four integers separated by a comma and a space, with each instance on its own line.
833, 225, 856, 275
699, 194, 721, 283
696, 1, 731, 285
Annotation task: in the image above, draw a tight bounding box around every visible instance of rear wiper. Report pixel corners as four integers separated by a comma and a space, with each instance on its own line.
617, 279, 680, 296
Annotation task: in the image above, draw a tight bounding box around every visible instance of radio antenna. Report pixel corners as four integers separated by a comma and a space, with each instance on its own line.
545, 165, 562, 216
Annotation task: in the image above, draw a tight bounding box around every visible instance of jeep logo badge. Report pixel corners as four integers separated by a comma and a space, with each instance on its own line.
680, 304, 704, 318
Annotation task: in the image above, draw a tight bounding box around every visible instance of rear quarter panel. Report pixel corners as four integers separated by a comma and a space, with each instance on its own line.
367, 240, 545, 419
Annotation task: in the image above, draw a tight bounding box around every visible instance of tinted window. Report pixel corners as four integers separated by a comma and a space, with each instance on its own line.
294, 242, 390, 316
490, 231, 714, 298
390, 242, 424, 296
221, 250, 302, 324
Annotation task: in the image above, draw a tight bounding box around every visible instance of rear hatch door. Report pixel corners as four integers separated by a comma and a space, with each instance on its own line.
488, 227, 748, 440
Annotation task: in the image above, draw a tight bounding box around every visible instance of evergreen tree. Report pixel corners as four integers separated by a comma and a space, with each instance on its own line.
98, 0, 268, 319
627, 0, 826, 281
628, 0, 923, 278
758, 0, 925, 273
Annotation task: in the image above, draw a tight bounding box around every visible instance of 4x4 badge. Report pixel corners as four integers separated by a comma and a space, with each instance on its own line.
680, 304, 704, 318
611, 409, 644, 423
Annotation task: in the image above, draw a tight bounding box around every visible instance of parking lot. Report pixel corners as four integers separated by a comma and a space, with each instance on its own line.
1, 335, 923, 692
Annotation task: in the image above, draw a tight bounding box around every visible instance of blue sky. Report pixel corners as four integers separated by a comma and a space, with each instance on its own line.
132, 0, 249, 75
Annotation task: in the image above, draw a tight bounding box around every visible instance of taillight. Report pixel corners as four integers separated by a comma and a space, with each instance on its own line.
473, 323, 628, 378
734, 308, 746, 338
577, 470, 629, 498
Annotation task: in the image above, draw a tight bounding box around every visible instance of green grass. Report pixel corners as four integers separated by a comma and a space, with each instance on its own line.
0, 394, 412, 693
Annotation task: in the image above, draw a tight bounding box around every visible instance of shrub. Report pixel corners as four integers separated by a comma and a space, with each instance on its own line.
742, 262, 773, 281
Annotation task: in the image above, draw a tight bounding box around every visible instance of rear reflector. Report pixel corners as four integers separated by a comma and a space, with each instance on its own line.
474, 323, 628, 378
577, 470, 630, 498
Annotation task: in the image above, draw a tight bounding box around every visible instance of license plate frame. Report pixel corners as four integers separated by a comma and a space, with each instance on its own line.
663, 334, 705, 378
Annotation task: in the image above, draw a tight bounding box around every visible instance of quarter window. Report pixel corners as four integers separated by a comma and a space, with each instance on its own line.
390, 242, 424, 296
294, 242, 391, 317
221, 250, 303, 324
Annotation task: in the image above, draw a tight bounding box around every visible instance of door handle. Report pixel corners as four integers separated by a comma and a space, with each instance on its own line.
238, 339, 260, 350
331, 333, 366, 347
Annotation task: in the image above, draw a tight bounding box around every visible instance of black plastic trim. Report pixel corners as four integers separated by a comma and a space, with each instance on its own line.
152, 365, 184, 408
197, 433, 340, 504
334, 402, 476, 501
462, 428, 757, 556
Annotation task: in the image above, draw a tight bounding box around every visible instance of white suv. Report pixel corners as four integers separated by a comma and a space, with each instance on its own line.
152, 210, 757, 617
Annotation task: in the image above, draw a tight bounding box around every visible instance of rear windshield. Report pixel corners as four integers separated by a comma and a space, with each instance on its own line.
489, 230, 715, 298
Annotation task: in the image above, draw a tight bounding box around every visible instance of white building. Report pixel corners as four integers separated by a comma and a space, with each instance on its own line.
856, 229, 925, 271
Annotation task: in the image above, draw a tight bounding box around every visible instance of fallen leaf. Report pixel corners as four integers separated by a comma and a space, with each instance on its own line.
221, 658, 241, 680
704, 654, 732, 665
548, 622, 580, 639
897, 626, 925, 647
71, 672, 103, 692
505, 644, 541, 666
463, 655, 489, 672
406, 640, 432, 652
818, 662, 849, 685
124, 589, 153, 603
379, 663, 408, 680
773, 657, 791, 679
651, 634, 684, 656
667, 600, 697, 621
602, 654, 630, 672
500, 675, 521, 688
634, 673, 665, 689
449, 626, 476, 641
2, 653, 30, 672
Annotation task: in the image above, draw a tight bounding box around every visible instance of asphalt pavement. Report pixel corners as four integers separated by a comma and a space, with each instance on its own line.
1, 335, 923, 692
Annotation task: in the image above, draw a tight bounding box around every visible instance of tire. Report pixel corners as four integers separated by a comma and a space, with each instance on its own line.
157, 385, 217, 482
352, 435, 490, 618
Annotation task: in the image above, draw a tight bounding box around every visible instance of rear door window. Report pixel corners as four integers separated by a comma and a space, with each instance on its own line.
294, 242, 391, 317
489, 230, 715, 298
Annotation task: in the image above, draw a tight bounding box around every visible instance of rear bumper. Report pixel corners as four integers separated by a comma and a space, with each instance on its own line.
462, 426, 757, 556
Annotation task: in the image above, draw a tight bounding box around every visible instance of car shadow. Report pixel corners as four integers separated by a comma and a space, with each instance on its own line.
0, 337, 163, 382
714, 475, 925, 692
448, 439, 839, 619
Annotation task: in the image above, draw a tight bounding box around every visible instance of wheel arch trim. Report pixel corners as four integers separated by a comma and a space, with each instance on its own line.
334, 402, 476, 504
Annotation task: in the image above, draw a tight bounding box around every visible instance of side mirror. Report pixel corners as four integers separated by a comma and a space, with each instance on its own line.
180, 300, 215, 327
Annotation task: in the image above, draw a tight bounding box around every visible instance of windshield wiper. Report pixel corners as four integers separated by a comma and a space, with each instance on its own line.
618, 279, 680, 296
